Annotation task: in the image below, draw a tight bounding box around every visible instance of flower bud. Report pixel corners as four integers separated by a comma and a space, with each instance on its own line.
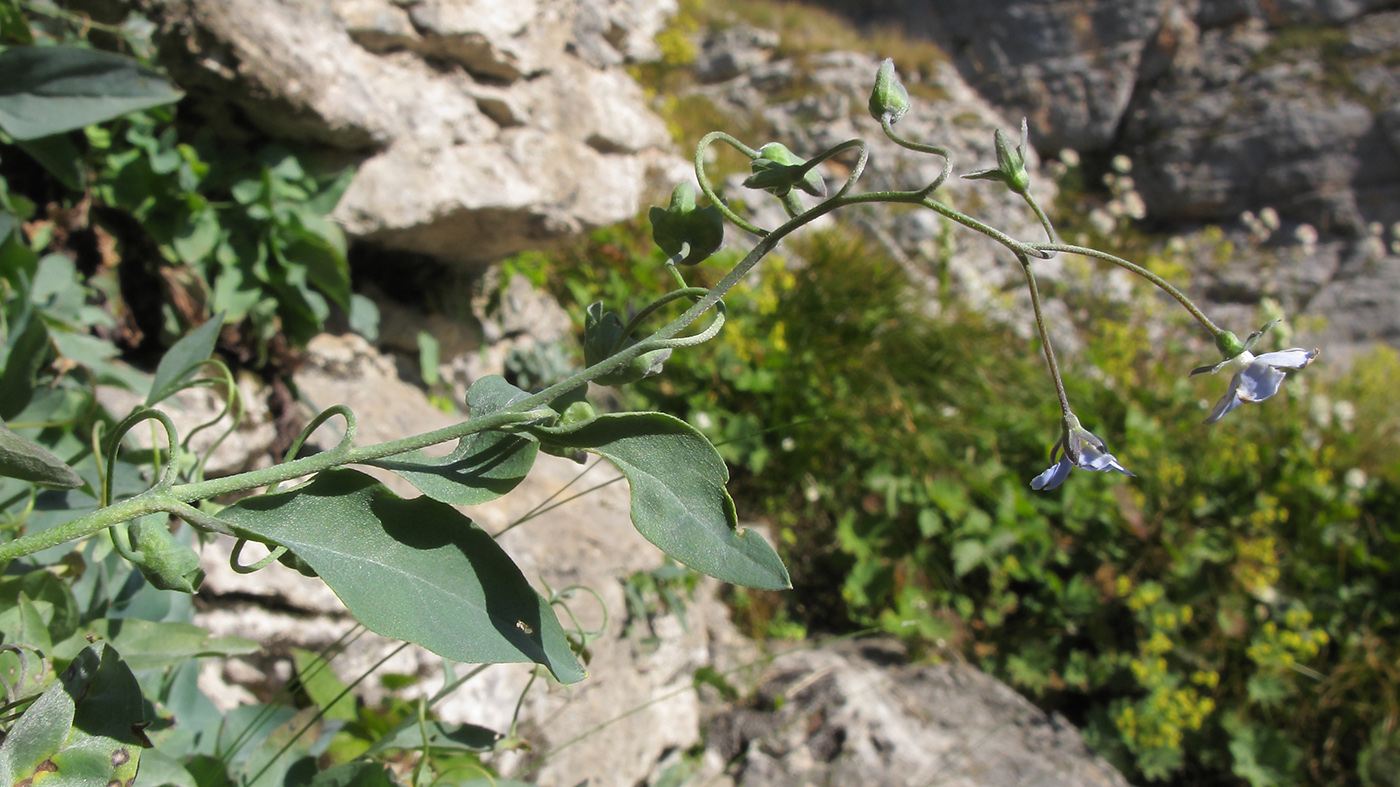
649, 182, 724, 265
744, 142, 827, 200
963, 118, 1032, 195
583, 301, 672, 386
128, 519, 206, 593
868, 58, 910, 125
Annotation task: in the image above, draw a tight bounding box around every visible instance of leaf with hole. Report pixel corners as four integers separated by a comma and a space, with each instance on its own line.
0, 643, 146, 787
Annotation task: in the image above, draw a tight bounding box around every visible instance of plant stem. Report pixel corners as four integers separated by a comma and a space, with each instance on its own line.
1017, 253, 1073, 419
1029, 242, 1224, 336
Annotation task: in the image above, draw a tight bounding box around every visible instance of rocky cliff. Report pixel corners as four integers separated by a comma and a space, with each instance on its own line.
813, 0, 1400, 357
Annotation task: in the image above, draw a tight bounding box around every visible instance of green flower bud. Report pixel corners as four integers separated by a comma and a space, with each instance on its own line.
868, 58, 910, 125
649, 182, 724, 265
128, 519, 205, 593
583, 302, 672, 386
963, 118, 1032, 195
744, 142, 827, 200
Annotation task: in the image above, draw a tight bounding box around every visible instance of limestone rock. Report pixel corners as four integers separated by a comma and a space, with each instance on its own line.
146, 0, 681, 269
1123, 11, 1400, 233
699, 640, 1132, 787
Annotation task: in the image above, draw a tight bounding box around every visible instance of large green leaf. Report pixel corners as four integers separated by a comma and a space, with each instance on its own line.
530, 412, 790, 590
0, 643, 146, 787
370, 374, 539, 505
0, 305, 50, 419
306, 763, 398, 787
146, 311, 225, 405
0, 46, 183, 140
0, 418, 83, 487
241, 707, 319, 787
218, 469, 586, 683
83, 619, 258, 671
364, 719, 501, 755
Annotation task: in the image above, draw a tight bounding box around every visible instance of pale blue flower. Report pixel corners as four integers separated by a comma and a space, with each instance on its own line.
1031, 414, 1134, 491
1195, 347, 1319, 424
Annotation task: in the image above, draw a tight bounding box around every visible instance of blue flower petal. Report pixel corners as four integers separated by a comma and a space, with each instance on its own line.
1031, 457, 1074, 491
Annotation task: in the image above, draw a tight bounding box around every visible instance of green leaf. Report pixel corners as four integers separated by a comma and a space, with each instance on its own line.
132, 746, 198, 787
529, 412, 790, 590
1226, 714, 1302, 787
417, 331, 441, 387
146, 311, 225, 405
952, 540, 986, 578
0, 418, 83, 487
348, 293, 380, 341
218, 468, 586, 683
291, 648, 357, 721
364, 719, 501, 755
83, 619, 258, 671
172, 207, 221, 265
0, 643, 146, 787
0, 46, 183, 140
16, 133, 86, 191
305, 763, 398, 787
369, 431, 539, 506
0, 592, 52, 652
0, 569, 81, 644
0, 307, 50, 419
1245, 672, 1294, 706
241, 707, 318, 787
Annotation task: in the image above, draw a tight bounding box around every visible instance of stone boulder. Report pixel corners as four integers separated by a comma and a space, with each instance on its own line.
145, 0, 682, 269
1123, 10, 1400, 233
698, 640, 1132, 787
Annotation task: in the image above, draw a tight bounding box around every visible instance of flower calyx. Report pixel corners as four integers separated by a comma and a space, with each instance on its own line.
868, 58, 910, 126
583, 301, 672, 387
964, 118, 1032, 196
650, 182, 724, 265
1030, 413, 1134, 491
744, 142, 828, 209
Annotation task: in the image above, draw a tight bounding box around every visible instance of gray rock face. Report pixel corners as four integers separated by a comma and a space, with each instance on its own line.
1123, 11, 1400, 233
699, 641, 1132, 787
915, 0, 1164, 152
805, 0, 1400, 352
147, 0, 680, 269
